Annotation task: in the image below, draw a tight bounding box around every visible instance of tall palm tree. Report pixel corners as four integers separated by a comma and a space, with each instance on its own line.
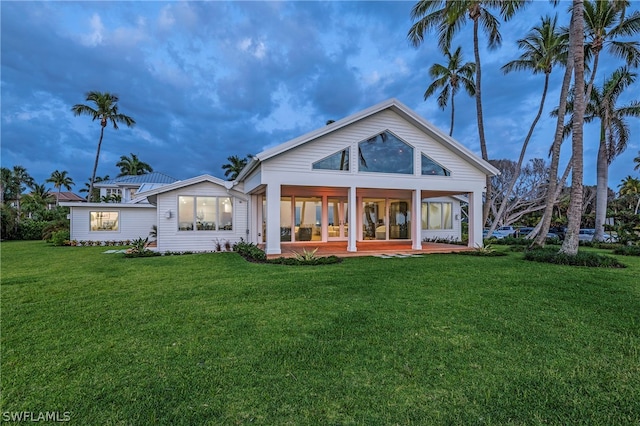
408, 0, 530, 225
562, 67, 640, 240
46, 170, 75, 207
423, 45, 476, 136
487, 14, 568, 238
71, 91, 135, 201
561, 0, 587, 256
583, 0, 640, 100
618, 175, 640, 213
222, 155, 251, 181
634, 151, 640, 170
116, 153, 153, 177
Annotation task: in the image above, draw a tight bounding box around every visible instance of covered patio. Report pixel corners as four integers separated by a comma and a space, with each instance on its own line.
265, 240, 471, 259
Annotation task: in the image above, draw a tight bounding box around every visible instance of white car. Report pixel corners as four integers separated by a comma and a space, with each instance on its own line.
578, 228, 617, 242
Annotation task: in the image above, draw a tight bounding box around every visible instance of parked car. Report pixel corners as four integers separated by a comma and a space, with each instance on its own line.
578, 228, 617, 243
518, 227, 534, 236
496, 226, 517, 238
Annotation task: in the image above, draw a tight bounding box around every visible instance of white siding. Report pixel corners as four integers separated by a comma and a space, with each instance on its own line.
420, 197, 462, 242
69, 205, 156, 242
261, 109, 486, 190
155, 181, 248, 252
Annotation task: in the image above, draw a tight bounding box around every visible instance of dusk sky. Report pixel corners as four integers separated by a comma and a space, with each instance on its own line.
2, 1, 639, 193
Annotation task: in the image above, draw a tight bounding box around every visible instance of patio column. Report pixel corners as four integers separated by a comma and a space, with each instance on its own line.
265, 184, 281, 255
347, 185, 357, 252
468, 190, 483, 248
412, 189, 422, 250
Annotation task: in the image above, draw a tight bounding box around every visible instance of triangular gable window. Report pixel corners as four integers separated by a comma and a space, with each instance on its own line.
312, 147, 350, 171
358, 131, 413, 174
421, 154, 450, 176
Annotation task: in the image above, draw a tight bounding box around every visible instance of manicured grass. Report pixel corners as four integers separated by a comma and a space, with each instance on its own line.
2, 241, 639, 424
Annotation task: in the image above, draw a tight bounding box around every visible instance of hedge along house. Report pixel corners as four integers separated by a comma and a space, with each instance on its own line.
236, 98, 498, 255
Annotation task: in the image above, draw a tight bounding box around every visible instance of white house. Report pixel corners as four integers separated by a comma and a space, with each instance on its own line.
63, 99, 498, 252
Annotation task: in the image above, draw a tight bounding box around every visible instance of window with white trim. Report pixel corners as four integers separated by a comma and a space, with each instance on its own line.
90, 211, 119, 231
178, 196, 233, 231
421, 202, 453, 230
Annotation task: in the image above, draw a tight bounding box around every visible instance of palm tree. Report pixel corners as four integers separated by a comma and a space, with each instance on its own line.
563, 67, 640, 241
79, 175, 110, 202
561, 0, 587, 256
22, 183, 54, 218
634, 151, 640, 170
423, 45, 476, 136
0, 167, 12, 205
71, 91, 135, 201
583, 0, 640, 100
408, 0, 530, 225
46, 170, 75, 207
116, 153, 153, 177
487, 14, 567, 238
10, 165, 34, 219
619, 175, 640, 213
222, 155, 251, 181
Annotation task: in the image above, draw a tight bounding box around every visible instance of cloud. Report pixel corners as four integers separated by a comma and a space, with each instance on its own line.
80, 13, 105, 47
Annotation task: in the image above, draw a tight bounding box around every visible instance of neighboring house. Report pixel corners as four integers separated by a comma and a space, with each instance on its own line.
95, 172, 178, 203
63, 99, 498, 251
62, 173, 178, 243
49, 192, 86, 208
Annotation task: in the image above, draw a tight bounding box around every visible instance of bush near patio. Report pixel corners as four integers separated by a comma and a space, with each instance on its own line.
2, 241, 639, 424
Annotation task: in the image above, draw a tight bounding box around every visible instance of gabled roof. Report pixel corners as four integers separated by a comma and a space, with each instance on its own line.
52, 191, 86, 202
236, 98, 499, 180
96, 172, 178, 187
135, 174, 238, 198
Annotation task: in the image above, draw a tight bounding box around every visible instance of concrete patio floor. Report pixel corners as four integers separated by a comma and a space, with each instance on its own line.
265, 241, 472, 259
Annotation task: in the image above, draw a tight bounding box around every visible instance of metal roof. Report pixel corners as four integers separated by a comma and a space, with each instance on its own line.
96, 172, 178, 186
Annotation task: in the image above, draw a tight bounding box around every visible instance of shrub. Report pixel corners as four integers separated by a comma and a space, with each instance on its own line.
523, 248, 625, 268
613, 245, 640, 256
18, 220, 50, 240
233, 240, 266, 262
455, 243, 507, 257
268, 255, 342, 266
124, 237, 160, 258
50, 230, 70, 246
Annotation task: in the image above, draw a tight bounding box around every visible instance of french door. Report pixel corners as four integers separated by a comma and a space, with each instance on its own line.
327, 198, 348, 240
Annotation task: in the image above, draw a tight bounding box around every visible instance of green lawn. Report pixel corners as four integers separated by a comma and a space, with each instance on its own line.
1, 241, 639, 425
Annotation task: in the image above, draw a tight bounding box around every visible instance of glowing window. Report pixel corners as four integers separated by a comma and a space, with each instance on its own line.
90, 211, 119, 231
358, 131, 413, 174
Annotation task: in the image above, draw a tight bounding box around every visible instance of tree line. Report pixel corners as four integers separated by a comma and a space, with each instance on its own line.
409, 0, 640, 254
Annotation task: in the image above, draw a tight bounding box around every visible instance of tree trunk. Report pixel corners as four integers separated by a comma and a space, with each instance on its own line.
487, 73, 550, 238
88, 126, 106, 202
532, 17, 576, 248
560, 0, 586, 256
449, 92, 455, 137
471, 18, 491, 226
593, 124, 609, 241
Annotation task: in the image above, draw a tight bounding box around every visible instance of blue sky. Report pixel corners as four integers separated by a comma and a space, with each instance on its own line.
2, 1, 639, 192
